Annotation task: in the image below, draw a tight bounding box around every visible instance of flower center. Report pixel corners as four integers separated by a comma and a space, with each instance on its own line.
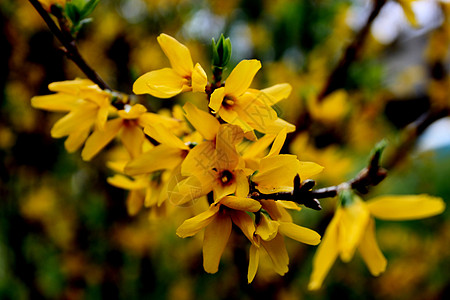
219, 170, 233, 185
222, 95, 235, 108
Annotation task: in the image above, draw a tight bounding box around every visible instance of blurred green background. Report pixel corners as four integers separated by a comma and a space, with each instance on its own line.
0, 0, 449, 299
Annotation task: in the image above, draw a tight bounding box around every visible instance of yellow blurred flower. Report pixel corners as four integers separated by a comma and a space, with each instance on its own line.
308, 191, 445, 290
133, 33, 207, 98
31, 79, 115, 153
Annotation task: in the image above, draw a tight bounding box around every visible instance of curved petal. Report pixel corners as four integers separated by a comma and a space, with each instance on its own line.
191, 63, 207, 93
338, 198, 371, 262
235, 170, 249, 198
358, 218, 387, 276
366, 194, 445, 220
64, 127, 90, 153
157, 33, 193, 77
260, 83, 292, 104
176, 204, 220, 238
220, 196, 261, 212
209, 87, 226, 113
255, 214, 279, 241
120, 124, 145, 159
264, 118, 296, 134
48, 78, 94, 94
230, 210, 256, 242
181, 141, 216, 176
81, 118, 123, 161
308, 210, 341, 291
168, 173, 214, 206
107, 174, 147, 190
261, 233, 289, 276
267, 127, 287, 157
117, 103, 147, 119
278, 222, 321, 245
144, 123, 189, 150
298, 161, 324, 180
213, 181, 236, 202
225, 60, 261, 97
203, 210, 232, 273
252, 155, 300, 193
183, 102, 220, 140
248, 243, 260, 283
125, 145, 184, 175
133, 68, 186, 98
51, 106, 96, 138
31, 94, 80, 112
126, 190, 144, 216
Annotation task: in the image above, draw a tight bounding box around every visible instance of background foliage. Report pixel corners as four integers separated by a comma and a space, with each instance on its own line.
1, 0, 449, 299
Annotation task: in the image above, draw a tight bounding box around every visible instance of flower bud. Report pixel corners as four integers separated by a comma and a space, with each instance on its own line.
211, 34, 232, 68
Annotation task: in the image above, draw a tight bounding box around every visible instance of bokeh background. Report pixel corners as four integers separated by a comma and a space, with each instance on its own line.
1, 0, 449, 299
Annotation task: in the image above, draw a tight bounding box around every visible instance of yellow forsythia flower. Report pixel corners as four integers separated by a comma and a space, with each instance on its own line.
308, 192, 445, 290
133, 33, 207, 98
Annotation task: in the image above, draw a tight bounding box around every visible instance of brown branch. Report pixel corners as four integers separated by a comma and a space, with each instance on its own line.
317, 0, 387, 101
29, 0, 112, 91
251, 145, 387, 210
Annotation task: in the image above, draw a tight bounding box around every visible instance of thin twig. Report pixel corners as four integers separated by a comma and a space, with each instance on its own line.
29, 0, 112, 91
317, 0, 387, 101
251, 145, 388, 209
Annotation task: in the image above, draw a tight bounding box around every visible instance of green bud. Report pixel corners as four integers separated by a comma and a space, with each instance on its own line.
212, 34, 232, 68
338, 188, 355, 207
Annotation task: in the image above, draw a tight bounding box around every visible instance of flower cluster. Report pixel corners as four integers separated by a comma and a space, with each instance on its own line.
31, 32, 446, 287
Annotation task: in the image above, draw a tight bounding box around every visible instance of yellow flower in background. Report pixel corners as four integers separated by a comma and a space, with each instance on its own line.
209, 60, 292, 133
31, 79, 114, 153
308, 191, 445, 290
176, 197, 262, 274
307, 89, 349, 124
133, 33, 207, 98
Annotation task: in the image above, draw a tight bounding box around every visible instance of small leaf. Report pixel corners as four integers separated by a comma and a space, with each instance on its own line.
80, 0, 100, 19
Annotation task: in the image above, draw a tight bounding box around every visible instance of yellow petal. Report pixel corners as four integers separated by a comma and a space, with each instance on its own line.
191, 63, 207, 93
235, 170, 249, 198
144, 123, 189, 150
260, 233, 289, 276
64, 127, 90, 152
260, 83, 292, 104
48, 78, 94, 93
225, 60, 261, 97
209, 87, 226, 113
248, 243, 260, 283
298, 161, 324, 180
267, 127, 287, 157
255, 214, 279, 241
181, 141, 215, 175
126, 190, 144, 216
133, 68, 186, 98
51, 106, 96, 138
229, 210, 256, 242
263, 118, 296, 134
183, 102, 219, 140
117, 103, 147, 119
120, 124, 145, 159
176, 204, 220, 238
338, 197, 371, 262
366, 194, 445, 220
278, 222, 321, 245
125, 145, 184, 175
213, 181, 237, 201
203, 210, 232, 273
277, 200, 301, 211
252, 155, 300, 193
215, 124, 243, 170
308, 210, 341, 291
31, 94, 80, 112
81, 118, 123, 161
107, 174, 147, 190
220, 108, 253, 133
168, 171, 215, 206
358, 218, 387, 276
157, 33, 193, 77
220, 196, 261, 212
242, 133, 276, 160
234, 93, 277, 133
